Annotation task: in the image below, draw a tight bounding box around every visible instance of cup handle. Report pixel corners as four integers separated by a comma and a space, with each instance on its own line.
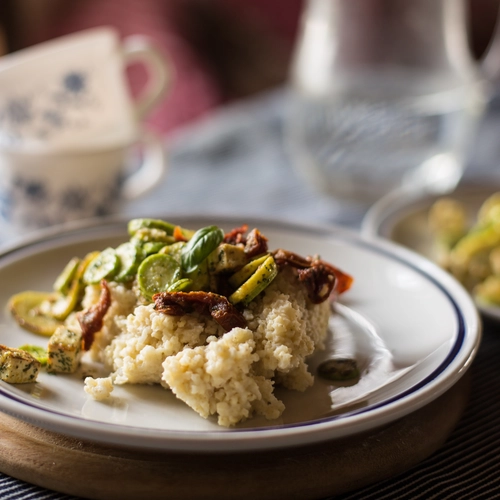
122, 35, 172, 120
122, 129, 167, 200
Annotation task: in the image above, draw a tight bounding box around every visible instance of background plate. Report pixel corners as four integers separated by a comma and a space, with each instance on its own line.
362, 184, 500, 320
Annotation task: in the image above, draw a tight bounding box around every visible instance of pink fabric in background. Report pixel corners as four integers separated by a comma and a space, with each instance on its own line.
30, 0, 302, 136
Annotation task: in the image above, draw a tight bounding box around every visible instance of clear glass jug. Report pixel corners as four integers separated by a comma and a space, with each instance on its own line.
287, 0, 498, 209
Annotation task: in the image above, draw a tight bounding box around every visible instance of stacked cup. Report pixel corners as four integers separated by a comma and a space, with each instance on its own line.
0, 26, 170, 240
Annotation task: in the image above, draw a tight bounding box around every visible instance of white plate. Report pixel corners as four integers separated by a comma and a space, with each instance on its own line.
0, 216, 480, 452
361, 184, 500, 320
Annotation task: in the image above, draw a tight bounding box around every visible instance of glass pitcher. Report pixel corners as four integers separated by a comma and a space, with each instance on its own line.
287, 0, 498, 209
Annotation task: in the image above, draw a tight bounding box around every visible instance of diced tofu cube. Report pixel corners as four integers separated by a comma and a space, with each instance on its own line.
208, 244, 247, 274
0, 344, 40, 383
47, 326, 82, 373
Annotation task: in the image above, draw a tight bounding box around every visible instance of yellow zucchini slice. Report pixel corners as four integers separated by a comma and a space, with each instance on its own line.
229, 255, 278, 305
8, 291, 62, 337
228, 253, 270, 288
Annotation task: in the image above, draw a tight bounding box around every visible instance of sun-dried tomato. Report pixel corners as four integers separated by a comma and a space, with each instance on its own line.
244, 228, 268, 258
153, 291, 247, 331
223, 224, 248, 245
78, 280, 111, 350
272, 248, 353, 303
297, 263, 336, 304
320, 261, 354, 295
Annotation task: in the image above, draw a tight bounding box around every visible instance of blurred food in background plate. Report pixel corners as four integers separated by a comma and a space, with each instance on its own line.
362, 184, 500, 320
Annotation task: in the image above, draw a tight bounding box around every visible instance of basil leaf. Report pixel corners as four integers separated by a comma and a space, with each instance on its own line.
181, 226, 224, 273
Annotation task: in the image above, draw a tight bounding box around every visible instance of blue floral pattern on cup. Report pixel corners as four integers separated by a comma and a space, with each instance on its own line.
0, 70, 100, 147
0, 172, 124, 233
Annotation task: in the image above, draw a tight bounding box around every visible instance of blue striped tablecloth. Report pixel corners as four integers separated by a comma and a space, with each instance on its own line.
1, 89, 500, 499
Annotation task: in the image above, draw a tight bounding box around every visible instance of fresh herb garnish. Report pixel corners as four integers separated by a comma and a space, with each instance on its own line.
181, 226, 224, 273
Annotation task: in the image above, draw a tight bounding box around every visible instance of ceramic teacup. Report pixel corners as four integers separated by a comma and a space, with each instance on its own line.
0, 26, 170, 240
0, 129, 166, 240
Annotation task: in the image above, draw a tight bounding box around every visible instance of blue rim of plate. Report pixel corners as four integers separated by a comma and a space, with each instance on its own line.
0, 215, 481, 450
